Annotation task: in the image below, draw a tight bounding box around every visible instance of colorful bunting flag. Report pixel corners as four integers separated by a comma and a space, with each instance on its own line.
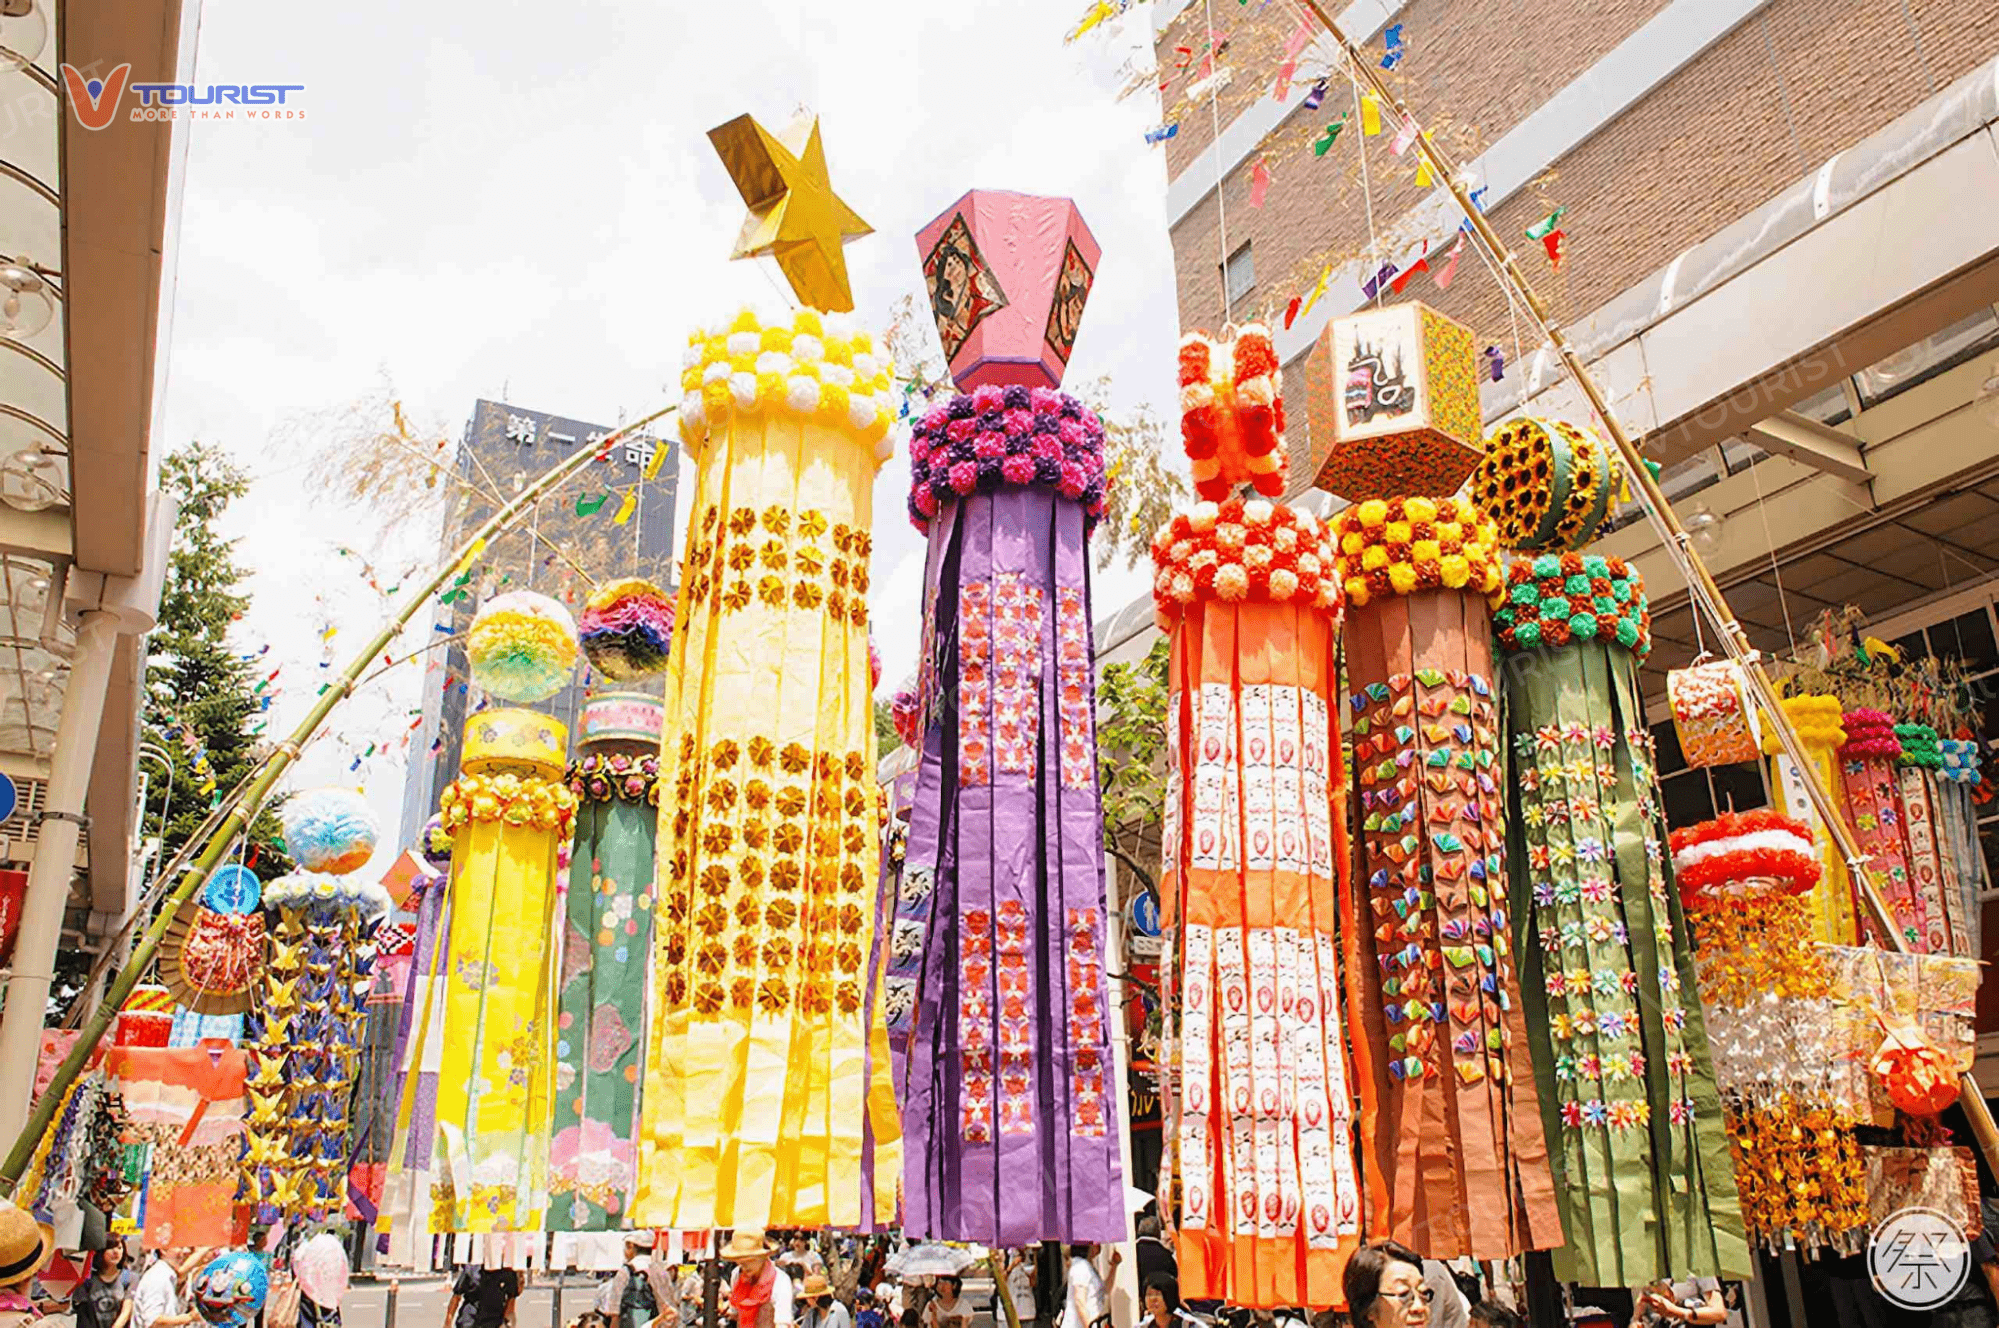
1434, 236, 1466, 289
1541, 229, 1566, 269
1283, 295, 1303, 330
575, 492, 609, 516
1360, 261, 1399, 300
1249, 158, 1271, 207
1360, 92, 1381, 135
1380, 23, 1406, 68
1390, 116, 1418, 155
1525, 207, 1565, 239
1483, 346, 1505, 381
1144, 123, 1179, 145
1303, 80, 1327, 110
1299, 266, 1334, 319
1312, 117, 1346, 156
613, 488, 638, 526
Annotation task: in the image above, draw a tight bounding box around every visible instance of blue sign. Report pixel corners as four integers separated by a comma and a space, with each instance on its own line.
204, 864, 262, 914
1127, 887, 1161, 938
0, 772, 15, 824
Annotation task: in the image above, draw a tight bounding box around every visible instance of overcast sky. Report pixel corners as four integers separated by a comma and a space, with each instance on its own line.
160, 0, 1182, 867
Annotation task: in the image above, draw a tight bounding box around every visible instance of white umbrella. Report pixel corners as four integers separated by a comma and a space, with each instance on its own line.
886, 1243, 981, 1279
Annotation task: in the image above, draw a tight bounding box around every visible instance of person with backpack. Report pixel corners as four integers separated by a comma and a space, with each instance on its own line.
446, 1262, 521, 1329
594, 1235, 677, 1328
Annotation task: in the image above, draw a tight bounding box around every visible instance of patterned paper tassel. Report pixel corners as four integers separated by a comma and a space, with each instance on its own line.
1494, 555, 1749, 1285
1333, 498, 1561, 1261
1153, 494, 1361, 1309
378, 844, 452, 1268
1837, 709, 1928, 950
1933, 738, 1984, 959
1758, 695, 1859, 945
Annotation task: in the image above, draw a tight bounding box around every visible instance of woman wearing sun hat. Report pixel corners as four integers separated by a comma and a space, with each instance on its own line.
721, 1230, 796, 1328
0, 1199, 54, 1327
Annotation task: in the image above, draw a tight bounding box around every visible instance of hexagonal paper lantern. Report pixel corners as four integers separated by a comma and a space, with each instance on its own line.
1299, 301, 1483, 501
915, 189, 1100, 391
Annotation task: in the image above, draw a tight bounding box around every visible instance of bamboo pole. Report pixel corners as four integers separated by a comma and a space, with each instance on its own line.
1293, 0, 1999, 1175
0, 402, 677, 1194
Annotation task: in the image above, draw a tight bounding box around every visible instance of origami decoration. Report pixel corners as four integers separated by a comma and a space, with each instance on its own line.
711, 113, 872, 312
550, 691, 663, 1230
1675, 814, 1867, 1254
1667, 662, 1760, 768
104, 1040, 250, 1248
1498, 556, 1747, 1285
639, 305, 900, 1231
877, 194, 1121, 1247
240, 796, 389, 1231
161, 865, 264, 1017
1151, 329, 1360, 1306
1299, 303, 1481, 501
1333, 499, 1560, 1262
914, 189, 1098, 390
1837, 709, 1928, 950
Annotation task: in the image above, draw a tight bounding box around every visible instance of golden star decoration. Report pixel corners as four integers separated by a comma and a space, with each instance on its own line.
708, 112, 872, 312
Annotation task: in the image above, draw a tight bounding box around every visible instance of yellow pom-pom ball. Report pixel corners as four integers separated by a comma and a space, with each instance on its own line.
730, 309, 760, 334
1386, 522, 1413, 545
1405, 497, 1439, 522
1357, 499, 1389, 528
760, 325, 795, 353
1361, 546, 1390, 572
794, 308, 824, 336
467, 590, 579, 703
1413, 540, 1441, 563
756, 372, 785, 405
1341, 532, 1365, 557
1439, 555, 1471, 588
822, 336, 854, 367
1388, 563, 1419, 595
818, 382, 852, 421
728, 353, 756, 376
1436, 522, 1462, 544
1345, 577, 1370, 607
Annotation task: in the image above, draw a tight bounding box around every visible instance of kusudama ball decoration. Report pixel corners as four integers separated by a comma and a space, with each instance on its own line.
578, 576, 675, 681
1467, 417, 1624, 553
467, 589, 580, 703
280, 786, 379, 875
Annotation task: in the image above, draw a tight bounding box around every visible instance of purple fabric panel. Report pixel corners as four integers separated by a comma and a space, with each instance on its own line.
392, 874, 448, 1172
940, 501, 995, 1238
984, 487, 1036, 1246
1050, 489, 1126, 1242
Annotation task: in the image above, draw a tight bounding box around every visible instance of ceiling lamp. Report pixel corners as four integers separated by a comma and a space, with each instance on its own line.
0, 0, 47, 70
0, 257, 53, 340
0, 443, 63, 512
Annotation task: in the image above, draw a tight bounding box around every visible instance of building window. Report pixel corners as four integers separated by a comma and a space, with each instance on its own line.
1855, 307, 1999, 407
1221, 241, 1255, 310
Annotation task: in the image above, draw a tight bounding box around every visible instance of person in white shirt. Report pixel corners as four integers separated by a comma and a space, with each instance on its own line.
132, 1248, 208, 1329
1061, 1244, 1107, 1328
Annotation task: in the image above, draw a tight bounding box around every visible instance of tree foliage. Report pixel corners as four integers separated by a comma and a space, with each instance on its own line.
1073, 374, 1186, 574
874, 697, 900, 758
1097, 636, 1172, 896
143, 441, 291, 882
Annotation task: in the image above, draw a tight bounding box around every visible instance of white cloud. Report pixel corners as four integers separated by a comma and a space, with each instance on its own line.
162, 0, 1180, 860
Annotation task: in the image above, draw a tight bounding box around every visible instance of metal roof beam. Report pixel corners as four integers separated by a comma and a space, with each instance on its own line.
1743, 411, 1874, 485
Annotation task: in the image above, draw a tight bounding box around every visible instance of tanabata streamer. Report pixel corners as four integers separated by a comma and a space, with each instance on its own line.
1333, 497, 1561, 1261
878, 192, 1121, 1246
104, 1041, 249, 1248
1836, 709, 1928, 950
638, 306, 900, 1231
1673, 813, 1866, 1253
407, 709, 578, 1231
1666, 662, 1760, 768
241, 791, 389, 1232
1757, 695, 1858, 945
378, 828, 453, 1267
1496, 556, 1747, 1284
1932, 736, 1983, 959
1892, 722, 1970, 956
1153, 490, 1362, 1310
550, 692, 664, 1230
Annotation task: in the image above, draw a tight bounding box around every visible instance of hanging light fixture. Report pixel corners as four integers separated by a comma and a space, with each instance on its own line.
0, 257, 54, 340
1683, 499, 1726, 557
0, 0, 48, 70
0, 443, 63, 512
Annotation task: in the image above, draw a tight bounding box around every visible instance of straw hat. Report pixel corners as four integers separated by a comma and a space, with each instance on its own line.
719, 1229, 776, 1261
800, 1272, 833, 1299
0, 1201, 52, 1290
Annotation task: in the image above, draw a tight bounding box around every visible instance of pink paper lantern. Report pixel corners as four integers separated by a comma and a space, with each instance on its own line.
915, 189, 1100, 392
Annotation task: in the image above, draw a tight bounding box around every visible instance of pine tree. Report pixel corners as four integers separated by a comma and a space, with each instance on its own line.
142, 441, 290, 884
